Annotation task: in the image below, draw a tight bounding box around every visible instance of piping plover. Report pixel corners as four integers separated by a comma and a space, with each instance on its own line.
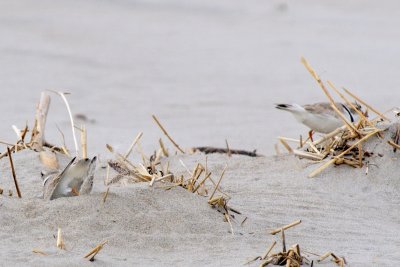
275, 102, 362, 134
42, 156, 97, 200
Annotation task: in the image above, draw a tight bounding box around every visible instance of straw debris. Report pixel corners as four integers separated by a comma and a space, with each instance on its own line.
248, 220, 346, 266
278, 58, 392, 177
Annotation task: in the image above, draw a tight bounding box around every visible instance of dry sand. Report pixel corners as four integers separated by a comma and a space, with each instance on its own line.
1, 127, 400, 266
1, 0, 400, 266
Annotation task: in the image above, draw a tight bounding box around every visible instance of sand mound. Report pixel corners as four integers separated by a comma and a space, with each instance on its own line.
1, 124, 400, 266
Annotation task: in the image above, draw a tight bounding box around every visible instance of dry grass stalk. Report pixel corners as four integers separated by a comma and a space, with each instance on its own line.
80, 125, 87, 158
124, 132, 143, 159
293, 150, 324, 161
152, 115, 185, 153
193, 172, 211, 193
328, 81, 375, 129
7, 147, 21, 198
301, 57, 358, 135
318, 252, 346, 266
342, 87, 389, 121
274, 143, 281, 156
224, 212, 234, 235
32, 249, 48, 256
159, 138, 169, 157
279, 138, 293, 153
388, 140, 400, 150
47, 90, 79, 157
308, 129, 381, 178
209, 165, 227, 200
84, 240, 108, 261
31, 92, 51, 151
103, 187, 110, 203
277, 59, 388, 177
261, 241, 277, 260
56, 228, 65, 250
281, 228, 286, 253
225, 139, 232, 157
270, 220, 301, 235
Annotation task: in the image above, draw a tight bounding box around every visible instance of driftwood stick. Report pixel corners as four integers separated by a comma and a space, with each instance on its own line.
31, 92, 51, 151
152, 115, 185, 153
270, 220, 301, 235
192, 147, 260, 157
7, 147, 21, 198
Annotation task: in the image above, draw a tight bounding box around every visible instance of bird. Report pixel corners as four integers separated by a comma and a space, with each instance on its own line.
275, 102, 362, 139
42, 156, 97, 200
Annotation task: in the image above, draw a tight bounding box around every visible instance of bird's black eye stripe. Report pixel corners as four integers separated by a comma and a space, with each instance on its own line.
341, 104, 354, 122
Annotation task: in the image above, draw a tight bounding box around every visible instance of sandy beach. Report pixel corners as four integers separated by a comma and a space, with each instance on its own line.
1, 0, 400, 266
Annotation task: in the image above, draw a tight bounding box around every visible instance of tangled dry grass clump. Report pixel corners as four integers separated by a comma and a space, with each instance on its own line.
277, 58, 399, 178
105, 115, 245, 234
246, 220, 346, 267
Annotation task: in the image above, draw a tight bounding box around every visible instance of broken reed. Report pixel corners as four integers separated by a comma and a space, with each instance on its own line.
278, 58, 389, 177
248, 220, 346, 266
247, 220, 305, 266
106, 134, 240, 232
7, 147, 21, 198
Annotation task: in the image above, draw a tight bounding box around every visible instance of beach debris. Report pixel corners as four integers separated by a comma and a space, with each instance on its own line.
31, 92, 51, 151
317, 252, 346, 266
247, 220, 347, 266
191, 147, 261, 157
277, 58, 393, 177
248, 221, 306, 267
83, 240, 108, 261
46, 90, 79, 157
124, 132, 143, 159
80, 125, 87, 158
105, 133, 242, 231
269, 220, 302, 235
56, 228, 66, 250
102, 187, 110, 203
152, 114, 185, 154
7, 146, 21, 198
32, 249, 48, 256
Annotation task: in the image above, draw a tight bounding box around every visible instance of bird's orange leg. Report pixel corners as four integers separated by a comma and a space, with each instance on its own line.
308, 130, 314, 142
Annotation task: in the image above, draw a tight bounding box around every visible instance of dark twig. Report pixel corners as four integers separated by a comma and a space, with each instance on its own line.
7, 147, 21, 198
